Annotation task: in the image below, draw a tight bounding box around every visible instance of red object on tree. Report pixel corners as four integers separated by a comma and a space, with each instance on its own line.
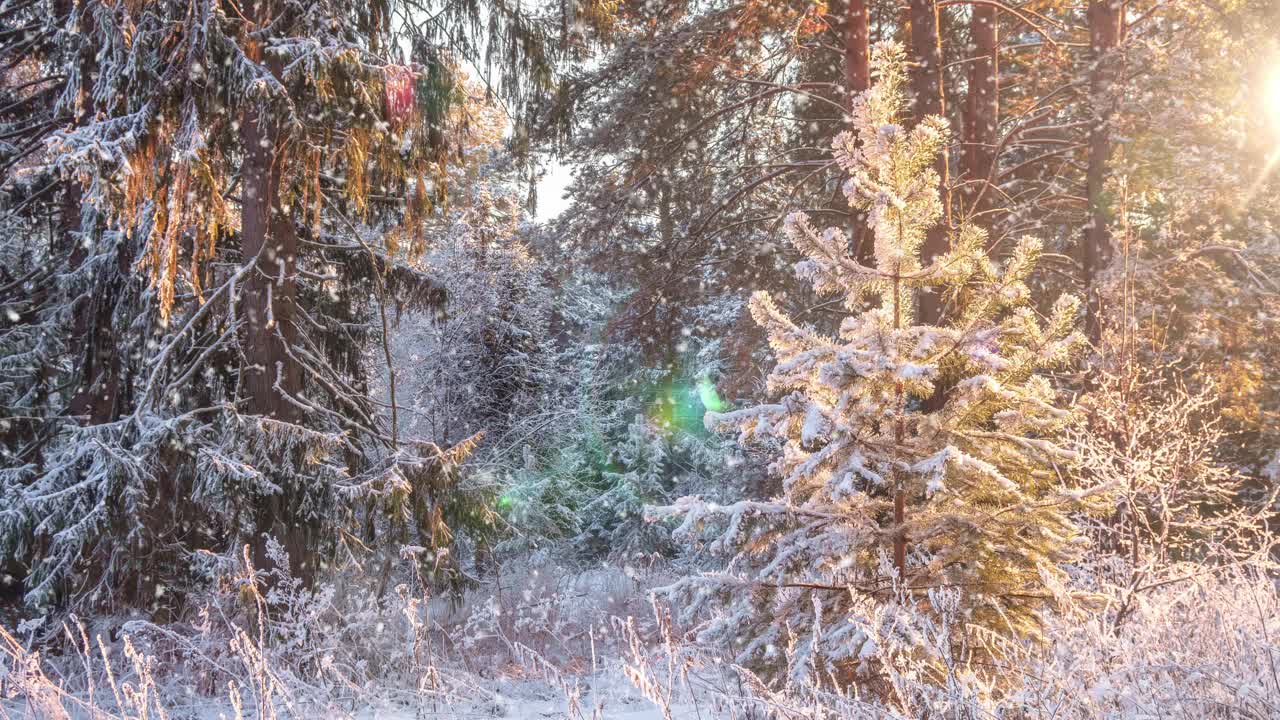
384, 65, 416, 126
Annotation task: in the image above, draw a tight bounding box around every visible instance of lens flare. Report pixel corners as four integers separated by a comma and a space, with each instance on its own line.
646, 377, 724, 435
697, 376, 725, 413
1266, 70, 1280, 128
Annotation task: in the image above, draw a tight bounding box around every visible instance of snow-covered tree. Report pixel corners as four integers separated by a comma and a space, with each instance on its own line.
397, 189, 554, 449
0, 0, 558, 612
376, 183, 555, 583
657, 42, 1095, 681
576, 414, 671, 555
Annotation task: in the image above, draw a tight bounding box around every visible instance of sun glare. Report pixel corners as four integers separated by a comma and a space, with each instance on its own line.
1267, 69, 1280, 129
1246, 68, 1280, 202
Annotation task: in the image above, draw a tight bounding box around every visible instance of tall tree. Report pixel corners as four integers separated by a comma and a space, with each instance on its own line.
660, 41, 1091, 681
962, 1, 998, 224
1083, 0, 1122, 340
236, 0, 309, 575
907, 0, 950, 326
845, 0, 873, 263
0, 0, 559, 611
545, 0, 901, 403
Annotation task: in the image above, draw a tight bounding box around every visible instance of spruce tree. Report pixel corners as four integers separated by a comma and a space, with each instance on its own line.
659, 42, 1094, 680
0, 0, 558, 611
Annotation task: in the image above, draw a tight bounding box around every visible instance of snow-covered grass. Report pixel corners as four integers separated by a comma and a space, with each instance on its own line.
748, 562, 1280, 718
0, 550, 720, 719
3, 552, 1278, 719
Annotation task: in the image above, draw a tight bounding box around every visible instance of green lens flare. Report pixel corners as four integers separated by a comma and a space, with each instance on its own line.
646, 377, 724, 434
697, 376, 724, 413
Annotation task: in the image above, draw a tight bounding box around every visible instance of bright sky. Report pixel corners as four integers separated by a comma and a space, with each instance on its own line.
536, 159, 575, 223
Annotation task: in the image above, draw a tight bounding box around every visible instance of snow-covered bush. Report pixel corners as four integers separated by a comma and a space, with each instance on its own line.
1067, 357, 1273, 566
667, 555, 1280, 719
495, 392, 731, 560
3, 544, 1277, 719
575, 411, 733, 558
461, 268, 736, 561
0, 545, 678, 718
394, 189, 556, 453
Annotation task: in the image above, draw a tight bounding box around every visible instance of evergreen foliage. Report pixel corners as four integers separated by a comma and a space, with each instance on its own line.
0, 0, 558, 612
657, 43, 1097, 680
0, 0, 1277, 712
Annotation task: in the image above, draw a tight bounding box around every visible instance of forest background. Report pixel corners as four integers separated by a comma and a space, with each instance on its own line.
1, 0, 1280, 716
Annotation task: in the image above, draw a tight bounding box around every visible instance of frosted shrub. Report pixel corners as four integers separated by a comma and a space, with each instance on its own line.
1025, 558, 1280, 718
1067, 357, 1273, 565
0, 543, 529, 717
620, 556, 1280, 719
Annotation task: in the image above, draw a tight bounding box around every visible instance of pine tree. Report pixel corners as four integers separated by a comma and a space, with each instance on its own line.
658, 42, 1094, 681
0, 0, 458, 610
0, 0, 559, 611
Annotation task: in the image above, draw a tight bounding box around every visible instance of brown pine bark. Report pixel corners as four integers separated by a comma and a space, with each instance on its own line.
892, 247, 907, 579
238, 0, 310, 584
908, 0, 949, 326
844, 0, 870, 106
963, 3, 998, 223
845, 0, 872, 265
1084, 0, 1122, 342
239, 89, 302, 428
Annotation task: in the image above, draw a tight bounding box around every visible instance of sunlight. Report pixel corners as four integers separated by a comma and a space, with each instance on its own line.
1266, 69, 1280, 129
1247, 67, 1280, 202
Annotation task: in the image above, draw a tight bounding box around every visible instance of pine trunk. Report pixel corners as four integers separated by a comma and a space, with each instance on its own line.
908, 0, 949, 326
893, 267, 907, 579
963, 3, 998, 224
239, 0, 310, 585
1084, 0, 1121, 341
845, 0, 872, 264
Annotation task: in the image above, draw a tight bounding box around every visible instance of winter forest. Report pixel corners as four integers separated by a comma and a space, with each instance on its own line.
1, 0, 1280, 718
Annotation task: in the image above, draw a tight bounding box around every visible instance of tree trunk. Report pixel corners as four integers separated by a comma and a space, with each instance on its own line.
239, 0, 310, 585
892, 256, 907, 579
239, 96, 301, 427
907, 0, 944, 127
845, 0, 872, 264
66, 242, 127, 425
963, 3, 998, 224
60, 1, 124, 428
908, 0, 949, 325
1084, 0, 1121, 341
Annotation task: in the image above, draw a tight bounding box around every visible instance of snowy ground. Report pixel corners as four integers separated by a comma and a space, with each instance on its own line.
0, 659, 719, 719
349, 669, 714, 720
5, 557, 1280, 719
0, 560, 735, 720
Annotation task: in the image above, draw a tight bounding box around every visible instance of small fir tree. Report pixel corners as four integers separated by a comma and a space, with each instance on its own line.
577, 414, 670, 556
657, 42, 1094, 680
